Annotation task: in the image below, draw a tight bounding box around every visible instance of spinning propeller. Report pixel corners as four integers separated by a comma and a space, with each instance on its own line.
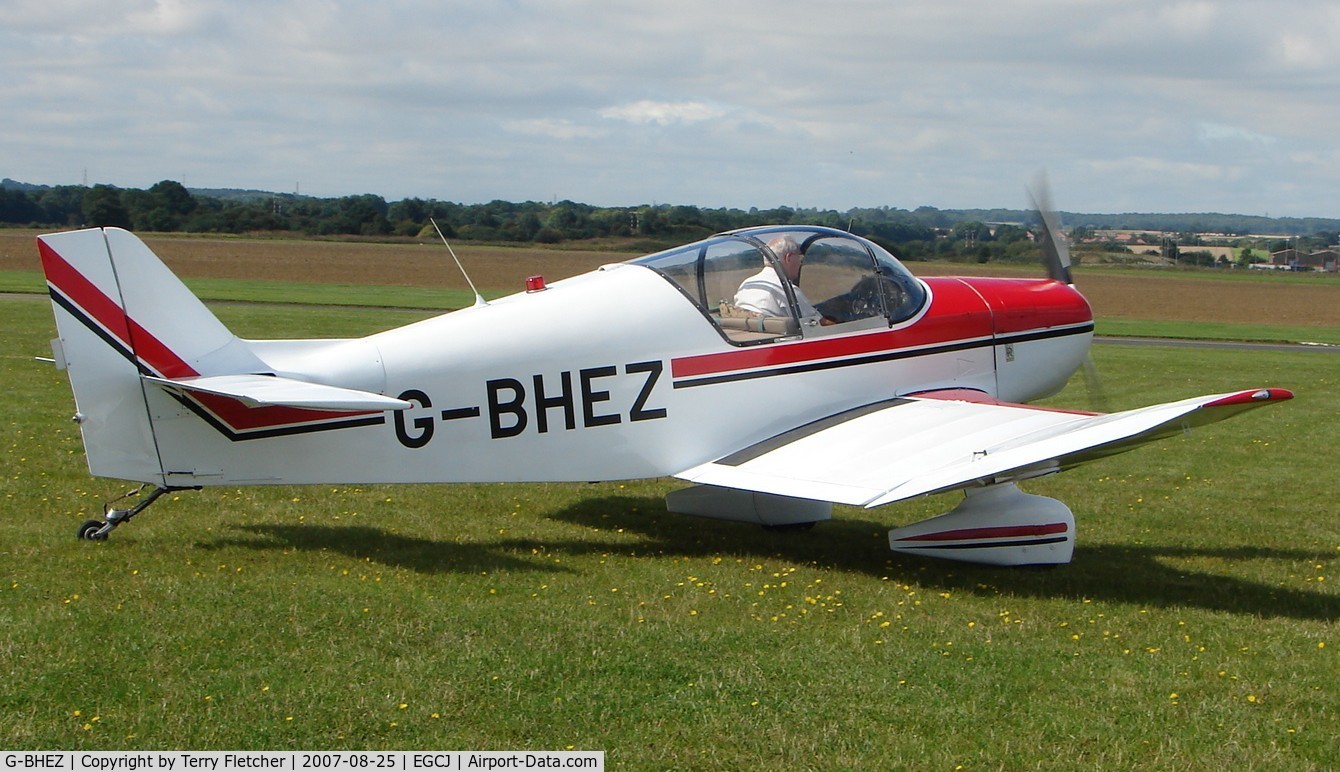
1028, 175, 1074, 286
1028, 174, 1109, 412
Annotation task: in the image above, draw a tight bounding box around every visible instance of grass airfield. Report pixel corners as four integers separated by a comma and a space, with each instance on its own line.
1, 256, 1336, 767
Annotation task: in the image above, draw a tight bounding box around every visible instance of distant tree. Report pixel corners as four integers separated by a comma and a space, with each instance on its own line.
388, 197, 429, 226
589, 208, 633, 238
471, 208, 500, 228
82, 185, 132, 229
318, 194, 390, 235
994, 224, 1028, 244
635, 207, 665, 236
1183, 250, 1216, 267
545, 204, 581, 233
667, 205, 703, 228
134, 205, 180, 232
1298, 233, 1329, 251
868, 219, 935, 244
1006, 239, 1040, 261
150, 180, 197, 217
0, 188, 42, 224
456, 224, 499, 241
122, 189, 161, 231
38, 186, 86, 226
914, 206, 950, 228
533, 227, 563, 244
516, 211, 543, 241
114, 181, 199, 232
429, 217, 456, 238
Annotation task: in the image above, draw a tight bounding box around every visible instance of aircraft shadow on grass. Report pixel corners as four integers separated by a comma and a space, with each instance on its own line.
202, 524, 580, 577
210, 495, 1337, 623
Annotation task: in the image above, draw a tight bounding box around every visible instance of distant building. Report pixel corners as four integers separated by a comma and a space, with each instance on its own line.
1269, 248, 1339, 272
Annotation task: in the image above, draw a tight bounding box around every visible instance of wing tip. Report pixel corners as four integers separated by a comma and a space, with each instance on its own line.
1204, 388, 1293, 408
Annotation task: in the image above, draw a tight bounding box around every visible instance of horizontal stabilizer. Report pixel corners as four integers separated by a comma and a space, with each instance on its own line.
143, 374, 412, 412
676, 388, 1292, 508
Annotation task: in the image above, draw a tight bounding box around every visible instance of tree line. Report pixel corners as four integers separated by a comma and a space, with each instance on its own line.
0, 179, 959, 257
3, 178, 1336, 263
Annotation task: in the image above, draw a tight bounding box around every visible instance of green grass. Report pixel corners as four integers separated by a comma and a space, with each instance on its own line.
1, 295, 1336, 767
1077, 262, 1340, 287
1095, 317, 1340, 345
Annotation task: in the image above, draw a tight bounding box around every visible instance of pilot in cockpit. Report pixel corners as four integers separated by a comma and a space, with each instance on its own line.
733, 236, 834, 327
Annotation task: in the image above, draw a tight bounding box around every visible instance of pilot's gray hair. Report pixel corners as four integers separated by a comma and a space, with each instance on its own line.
766, 235, 800, 261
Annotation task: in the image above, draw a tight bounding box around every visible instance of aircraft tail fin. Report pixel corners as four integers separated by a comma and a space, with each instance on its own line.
38, 227, 267, 484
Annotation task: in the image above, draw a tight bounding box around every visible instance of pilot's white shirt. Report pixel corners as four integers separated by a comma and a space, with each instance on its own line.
734, 267, 821, 324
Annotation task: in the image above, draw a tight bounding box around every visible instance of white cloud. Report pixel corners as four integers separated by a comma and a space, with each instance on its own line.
599, 100, 725, 126
1196, 123, 1278, 148
1156, 1, 1219, 36
503, 119, 607, 140
1086, 156, 1236, 182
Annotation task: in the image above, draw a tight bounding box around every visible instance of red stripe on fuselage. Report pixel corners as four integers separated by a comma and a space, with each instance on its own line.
673, 278, 994, 379
672, 277, 1090, 380
186, 391, 376, 433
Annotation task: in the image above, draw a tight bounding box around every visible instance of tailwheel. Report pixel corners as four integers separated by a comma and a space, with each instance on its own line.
75, 484, 189, 542
77, 519, 109, 541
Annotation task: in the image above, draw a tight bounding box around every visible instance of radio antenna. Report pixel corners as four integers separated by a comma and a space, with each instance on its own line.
431, 218, 487, 308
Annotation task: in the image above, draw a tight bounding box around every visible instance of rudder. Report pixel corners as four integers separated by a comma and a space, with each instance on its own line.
38, 227, 264, 484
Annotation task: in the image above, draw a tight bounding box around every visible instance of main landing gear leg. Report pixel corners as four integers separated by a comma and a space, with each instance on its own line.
77, 484, 187, 542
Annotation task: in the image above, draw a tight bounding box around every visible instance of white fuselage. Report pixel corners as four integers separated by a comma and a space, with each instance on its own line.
146, 263, 1090, 487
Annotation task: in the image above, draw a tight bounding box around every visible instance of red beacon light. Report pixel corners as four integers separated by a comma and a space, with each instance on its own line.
525, 275, 547, 292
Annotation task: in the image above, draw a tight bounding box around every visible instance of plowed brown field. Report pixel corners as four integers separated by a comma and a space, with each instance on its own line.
4, 231, 1338, 326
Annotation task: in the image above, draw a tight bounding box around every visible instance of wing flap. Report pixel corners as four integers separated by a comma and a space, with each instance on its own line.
676, 388, 1291, 508
143, 374, 413, 412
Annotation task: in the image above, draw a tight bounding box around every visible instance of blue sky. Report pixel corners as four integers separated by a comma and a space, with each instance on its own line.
4, 1, 1337, 217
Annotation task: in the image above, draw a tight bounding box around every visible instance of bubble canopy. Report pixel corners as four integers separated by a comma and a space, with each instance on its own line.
629, 225, 927, 344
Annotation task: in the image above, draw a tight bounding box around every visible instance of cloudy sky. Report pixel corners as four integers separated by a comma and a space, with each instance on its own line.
3, 1, 1338, 217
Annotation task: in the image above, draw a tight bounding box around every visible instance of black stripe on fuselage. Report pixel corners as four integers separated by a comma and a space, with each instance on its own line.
672, 324, 1093, 389
167, 392, 387, 442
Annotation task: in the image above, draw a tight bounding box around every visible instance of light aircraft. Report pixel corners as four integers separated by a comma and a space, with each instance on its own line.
35, 213, 1290, 565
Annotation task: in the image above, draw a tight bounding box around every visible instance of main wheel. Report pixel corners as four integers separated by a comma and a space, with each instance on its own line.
77, 519, 108, 541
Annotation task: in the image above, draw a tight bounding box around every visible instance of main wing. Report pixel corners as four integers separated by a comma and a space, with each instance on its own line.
675, 388, 1292, 508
